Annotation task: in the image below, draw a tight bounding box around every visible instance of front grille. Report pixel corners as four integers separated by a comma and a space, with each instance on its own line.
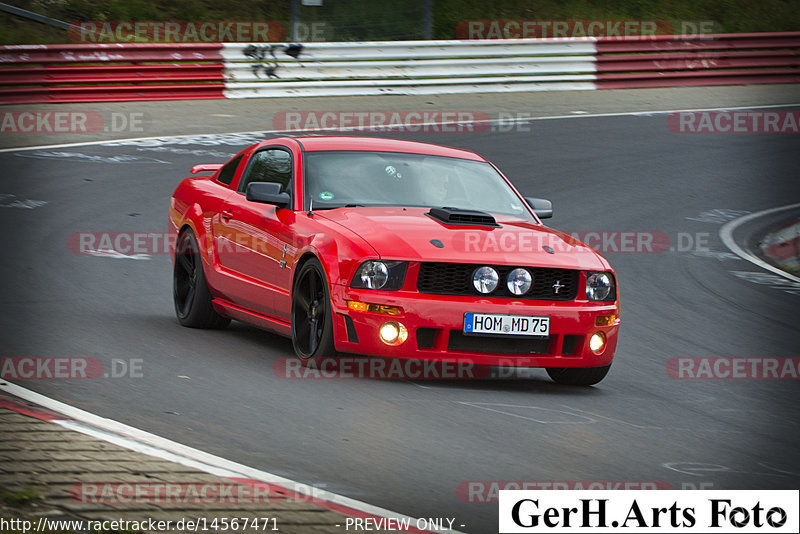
448, 331, 552, 355
417, 263, 579, 300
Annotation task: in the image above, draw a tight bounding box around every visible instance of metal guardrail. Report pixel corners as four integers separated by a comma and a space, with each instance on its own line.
0, 44, 226, 103
0, 33, 797, 103
596, 32, 800, 89
221, 39, 598, 97
0, 2, 82, 32
594, 32, 800, 89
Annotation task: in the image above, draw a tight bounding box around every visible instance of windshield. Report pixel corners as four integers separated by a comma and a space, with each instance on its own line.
303, 151, 531, 220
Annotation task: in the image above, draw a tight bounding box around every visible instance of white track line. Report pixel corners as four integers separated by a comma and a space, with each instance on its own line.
1, 102, 798, 154
719, 202, 800, 284
0, 381, 463, 534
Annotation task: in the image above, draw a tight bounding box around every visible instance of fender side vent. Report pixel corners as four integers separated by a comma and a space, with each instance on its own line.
344, 315, 359, 343
426, 207, 499, 227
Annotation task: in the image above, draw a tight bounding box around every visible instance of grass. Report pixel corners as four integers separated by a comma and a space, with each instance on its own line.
0, 485, 140, 534
0, 487, 39, 507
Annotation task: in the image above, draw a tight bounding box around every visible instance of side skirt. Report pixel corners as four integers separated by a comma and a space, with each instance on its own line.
212, 298, 292, 338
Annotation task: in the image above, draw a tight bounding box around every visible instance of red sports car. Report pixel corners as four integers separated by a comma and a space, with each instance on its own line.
169, 136, 619, 385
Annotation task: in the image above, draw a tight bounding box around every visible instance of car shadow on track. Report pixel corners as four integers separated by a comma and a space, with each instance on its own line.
147, 317, 610, 394
398, 376, 609, 395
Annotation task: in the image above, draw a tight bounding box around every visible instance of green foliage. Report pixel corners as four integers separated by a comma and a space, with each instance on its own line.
0, 486, 39, 507
0, 0, 797, 44
434, 0, 800, 36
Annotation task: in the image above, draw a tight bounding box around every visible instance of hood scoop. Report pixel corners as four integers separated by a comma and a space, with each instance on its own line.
426, 207, 499, 227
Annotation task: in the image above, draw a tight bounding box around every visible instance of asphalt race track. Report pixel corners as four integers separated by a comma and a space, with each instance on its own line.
1, 96, 799, 533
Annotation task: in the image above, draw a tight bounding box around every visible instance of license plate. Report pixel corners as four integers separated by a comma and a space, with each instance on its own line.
464, 313, 550, 337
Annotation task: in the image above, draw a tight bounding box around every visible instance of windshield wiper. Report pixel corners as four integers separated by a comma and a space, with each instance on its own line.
313, 203, 364, 211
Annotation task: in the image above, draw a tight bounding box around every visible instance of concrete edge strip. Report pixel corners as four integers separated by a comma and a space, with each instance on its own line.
719, 202, 800, 284
1, 102, 798, 154
0, 381, 460, 534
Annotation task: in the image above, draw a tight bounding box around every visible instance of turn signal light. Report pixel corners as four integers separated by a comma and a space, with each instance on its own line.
595, 315, 616, 326
347, 301, 401, 315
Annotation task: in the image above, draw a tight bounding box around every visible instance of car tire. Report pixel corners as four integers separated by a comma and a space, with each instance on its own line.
173, 229, 230, 329
546, 365, 610, 386
291, 258, 336, 361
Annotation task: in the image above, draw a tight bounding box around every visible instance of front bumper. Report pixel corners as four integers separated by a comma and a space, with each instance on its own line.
330, 285, 619, 368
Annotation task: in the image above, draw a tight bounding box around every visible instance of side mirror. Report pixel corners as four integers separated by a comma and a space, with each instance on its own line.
246, 182, 291, 208
525, 197, 553, 219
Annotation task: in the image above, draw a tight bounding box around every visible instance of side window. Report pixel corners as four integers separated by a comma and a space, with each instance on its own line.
217, 154, 243, 186
238, 149, 293, 195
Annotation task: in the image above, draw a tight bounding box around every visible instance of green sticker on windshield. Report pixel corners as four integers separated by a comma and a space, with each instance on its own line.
319, 191, 334, 201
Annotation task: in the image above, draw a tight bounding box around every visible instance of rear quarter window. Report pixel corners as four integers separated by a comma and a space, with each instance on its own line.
217, 155, 243, 186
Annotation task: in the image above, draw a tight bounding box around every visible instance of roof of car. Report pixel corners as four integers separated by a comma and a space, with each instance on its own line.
286, 136, 487, 161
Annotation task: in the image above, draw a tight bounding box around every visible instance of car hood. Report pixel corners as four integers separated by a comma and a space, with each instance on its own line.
316, 207, 609, 271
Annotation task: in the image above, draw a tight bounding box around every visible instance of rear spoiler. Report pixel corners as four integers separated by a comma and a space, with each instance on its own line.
190, 164, 223, 174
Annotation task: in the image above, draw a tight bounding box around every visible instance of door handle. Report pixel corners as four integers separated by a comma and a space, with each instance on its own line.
221, 210, 233, 221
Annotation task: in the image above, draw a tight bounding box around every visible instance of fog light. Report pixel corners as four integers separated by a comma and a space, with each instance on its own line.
589, 332, 606, 354
379, 321, 407, 345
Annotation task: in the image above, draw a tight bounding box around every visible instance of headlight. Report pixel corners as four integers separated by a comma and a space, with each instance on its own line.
507, 268, 532, 295
586, 272, 615, 301
351, 261, 408, 290
473, 266, 499, 294
358, 261, 387, 289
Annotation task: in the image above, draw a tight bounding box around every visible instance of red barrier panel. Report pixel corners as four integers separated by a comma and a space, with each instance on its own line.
595, 32, 800, 53
596, 32, 800, 89
0, 43, 225, 103
1, 64, 225, 85
597, 75, 800, 89
600, 68, 800, 79
597, 52, 800, 72
761, 220, 800, 271
0, 43, 224, 63
0, 84, 226, 104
